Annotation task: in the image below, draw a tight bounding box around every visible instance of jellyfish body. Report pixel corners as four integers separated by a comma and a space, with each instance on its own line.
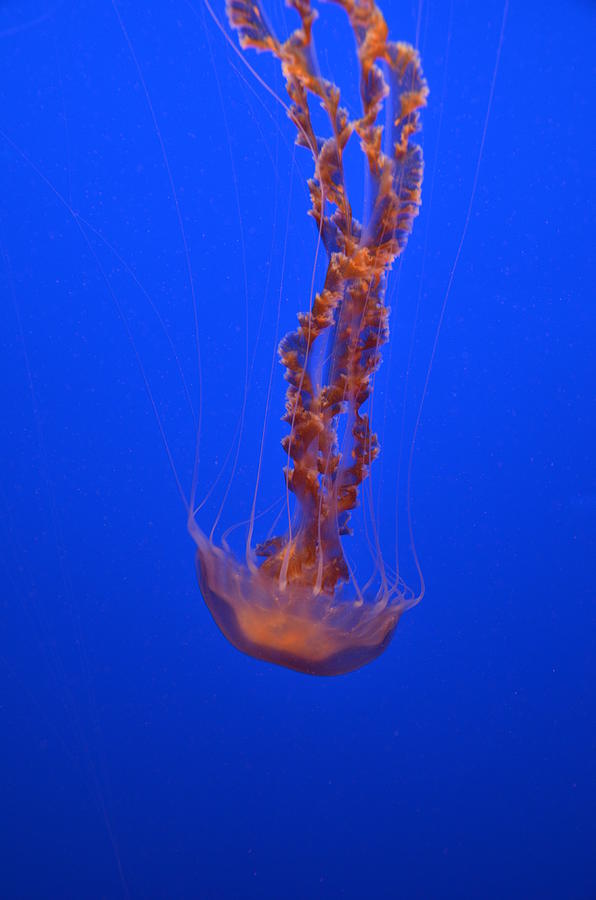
193, 0, 428, 675
196, 533, 405, 676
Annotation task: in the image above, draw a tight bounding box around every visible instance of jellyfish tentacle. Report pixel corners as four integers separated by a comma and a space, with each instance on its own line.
227, 0, 427, 593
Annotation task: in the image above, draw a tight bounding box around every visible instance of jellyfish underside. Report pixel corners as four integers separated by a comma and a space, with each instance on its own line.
196, 535, 408, 676
193, 0, 428, 675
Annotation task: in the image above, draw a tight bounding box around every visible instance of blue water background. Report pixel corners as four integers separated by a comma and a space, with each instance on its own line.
1, 1, 595, 897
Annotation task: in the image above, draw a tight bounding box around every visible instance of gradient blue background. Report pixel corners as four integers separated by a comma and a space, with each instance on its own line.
1, 1, 595, 898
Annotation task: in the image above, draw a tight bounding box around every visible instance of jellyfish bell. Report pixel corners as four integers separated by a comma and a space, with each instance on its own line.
188, 0, 427, 675
193, 529, 414, 676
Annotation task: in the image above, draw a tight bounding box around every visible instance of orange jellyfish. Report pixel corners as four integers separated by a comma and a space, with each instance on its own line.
191, 0, 428, 675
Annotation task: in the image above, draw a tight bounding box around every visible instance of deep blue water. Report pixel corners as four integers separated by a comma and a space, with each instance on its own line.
1, 1, 595, 898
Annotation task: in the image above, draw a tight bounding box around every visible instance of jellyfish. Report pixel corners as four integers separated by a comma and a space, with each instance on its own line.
190, 0, 428, 675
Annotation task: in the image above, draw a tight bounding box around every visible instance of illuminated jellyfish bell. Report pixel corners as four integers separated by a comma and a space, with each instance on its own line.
192, 0, 428, 675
